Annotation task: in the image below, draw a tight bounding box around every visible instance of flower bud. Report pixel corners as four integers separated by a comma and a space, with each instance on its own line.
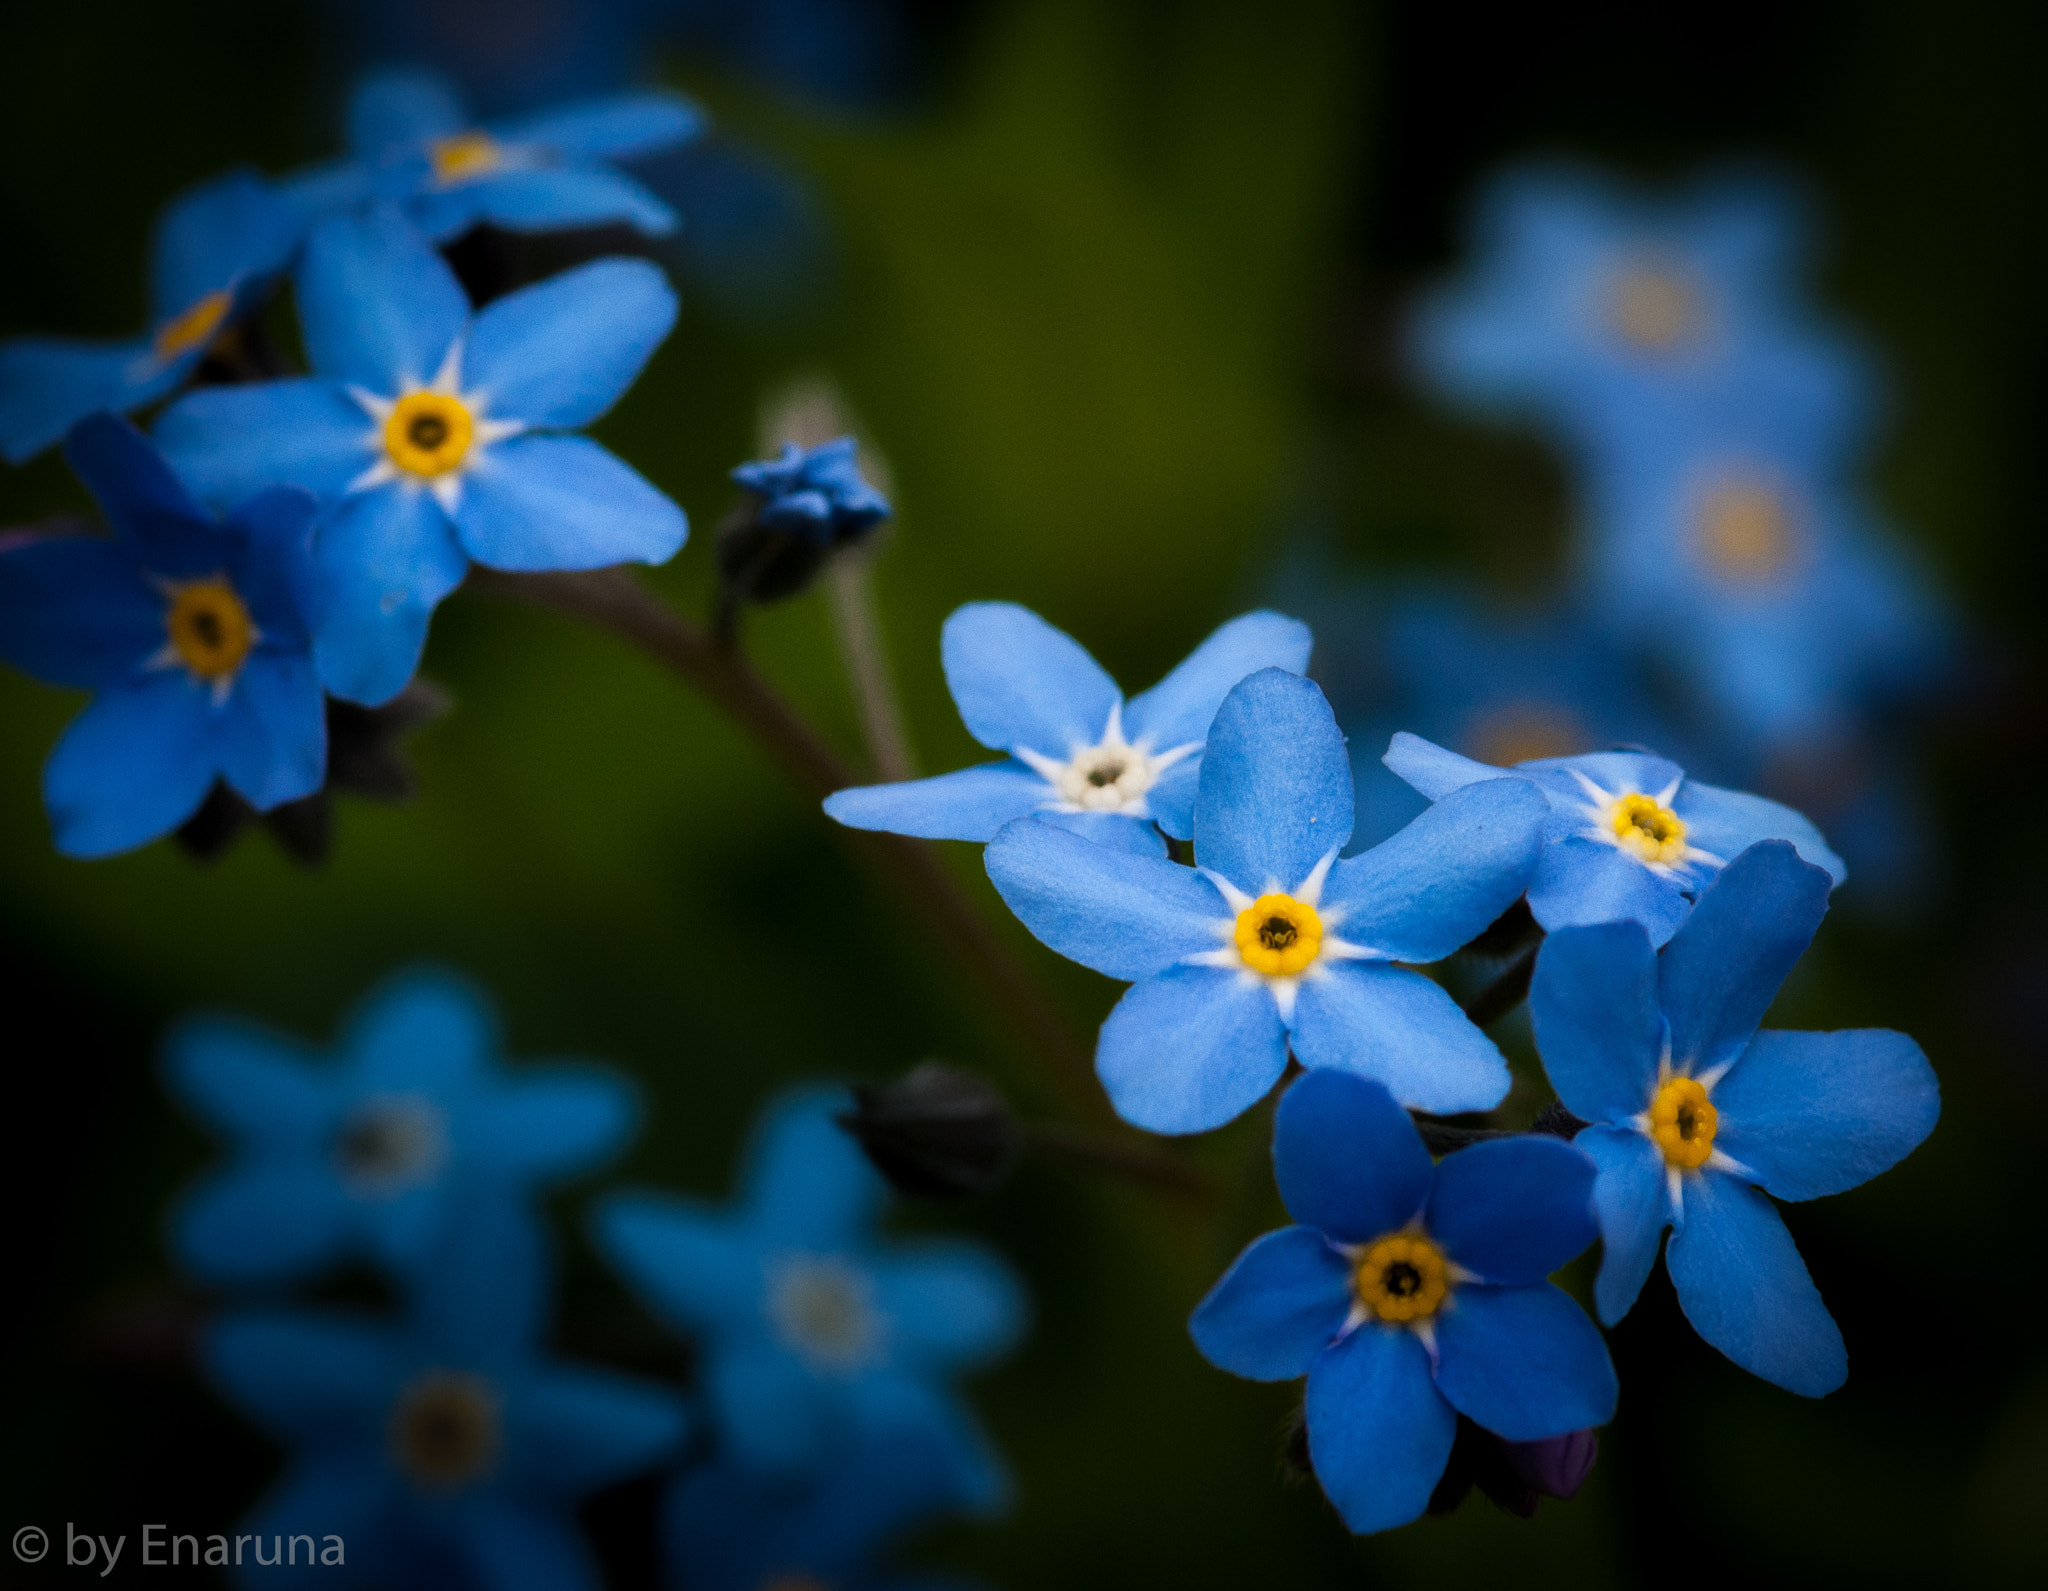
1501, 1427, 1599, 1501
838, 1063, 1021, 1200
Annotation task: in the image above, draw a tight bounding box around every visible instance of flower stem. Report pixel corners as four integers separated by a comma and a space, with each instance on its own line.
825, 549, 917, 782
1023, 1121, 1210, 1203
1460, 943, 1538, 1028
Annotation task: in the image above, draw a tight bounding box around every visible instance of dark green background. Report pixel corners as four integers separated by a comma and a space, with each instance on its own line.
3, 2, 2045, 1586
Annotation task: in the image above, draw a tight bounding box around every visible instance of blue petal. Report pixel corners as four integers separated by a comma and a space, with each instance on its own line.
237, 1458, 396, 1577
65, 413, 222, 573
1426, 1137, 1598, 1284
1578, 1124, 1671, 1324
309, 486, 469, 706
149, 166, 303, 317
43, 673, 216, 858
1711, 1028, 1938, 1201
409, 1183, 550, 1361
1187, 1226, 1352, 1380
1095, 964, 1289, 1134
0, 337, 164, 464
1288, 963, 1511, 1116
456, 435, 686, 571
347, 69, 466, 158
224, 487, 322, 644
464, 1067, 639, 1178
162, 1015, 331, 1139
298, 209, 469, 392
1272, 1069, 1434, 1243
422, 167, 677, 238
823, 761, 1049, 841
344, 967, 497, 1092
204, 1309, 399, 1438
742, 1086, 889, 1250
503, 1364, 689, 1494
1667, 1170, 1846, 1395
1121, 610, 1314, 751
1031, 807, 1169, 856
983, 816, 1227, 980
1381, 730, 1506, 799
0, 536, 162, 688
843, 1374, 1011, 1516
1144, 757, 1201, 841
1528, 921, 1664, 1123
590, 1193, 763, 1334
1677, 778, 1847, 886
1659, 841, 1830, 1076
1193, 669, 1353, 893
494, 93, 705, 158
1304, 1324, 1454, 1534
939, 602, 1120, 756
1525, 836, 1692, 947
1432, 1282, 1618, 1440
455, 1500, 604, 1591
463, 258, 676, 429
873, 1241, 1027, 1371
153, 380, 374, 511
219, 653, 326, 810
1320, 777, 1547, 962
173, 1163, 351, 1284
707, 1342, 833, 1477
1521, 750, 1687, 805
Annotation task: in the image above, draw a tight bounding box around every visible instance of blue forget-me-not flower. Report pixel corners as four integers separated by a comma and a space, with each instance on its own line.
986, 670, 1549, 1133
0, 415, 324, 858
826, 602, 1312, 856
1190, 1069, 1616, 1535
1528, 840, 1938, 1394
165, 967, 637, 1287
155, 207, 686, 704
0, 168, 304, 464
204, 1187, 685, 1591
286, 67, 703, 244
593, 1087, 1024, 1509
733, 436, 891, 546
1385, 732, 1843, 950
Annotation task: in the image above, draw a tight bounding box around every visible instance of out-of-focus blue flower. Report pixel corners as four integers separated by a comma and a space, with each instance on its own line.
986, 670, 1548, 1134
0, 416, 324, 858
1385, 732, 1842, 950
664, 1428, 977, 1591
593, 1088, 1024, 1508
1190, 1069, 1614, 1535
826, 603, 1312, 855
164, 967, 637, 1287
1527, 842, 1938, 1394
1407, 163, 1878, 464
733, 437, 890, 545
286, 68, 702, 243
155, 207, 685, 704
0, 170, 303, 464
204, 1190, 686, 1591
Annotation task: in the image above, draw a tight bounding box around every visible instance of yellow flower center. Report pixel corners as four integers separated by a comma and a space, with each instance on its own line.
1696, 481, 1795, 583
1610, 792, 1688, 865
1234, 893, 1322, 977
430, 130, 504, 185
384, 391, 475, 478
1353, 1231, 1449, 1324
152, 289, 234, 362
165, 579, 255, 681
1648, 1075, 1718, 1169
1609, 264, 1698, 352
389, 1370, 500, 1489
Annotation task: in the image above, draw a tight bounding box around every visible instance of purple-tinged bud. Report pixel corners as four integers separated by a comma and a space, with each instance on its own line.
839, 1063, 1022, 1201
1502, 1428, 1599, 1500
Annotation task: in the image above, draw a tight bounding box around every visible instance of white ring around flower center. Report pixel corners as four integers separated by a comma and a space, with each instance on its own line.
343, 339, 526, 515
1013, 702, 1198, 818
766, 1254, 884, 1373
1565, 768, 1724, 878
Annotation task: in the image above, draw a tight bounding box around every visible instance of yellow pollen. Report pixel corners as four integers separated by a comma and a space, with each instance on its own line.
1234, 893, 1322, 977
1353, 1231, 1450, 1324
430, 130, 504, 185
1649, 1076, 1718, 1170
389, 1370, 500, 1488
1609, 265, 1698, 352
1611, 792, 1688, 865
152, 289, 233, 362
1696, 481, 1796, 583
384, 391, 475, 478
165, 579, 255, 681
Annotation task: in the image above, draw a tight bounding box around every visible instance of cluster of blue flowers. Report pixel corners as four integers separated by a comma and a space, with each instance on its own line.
167, 969, 1020, 1588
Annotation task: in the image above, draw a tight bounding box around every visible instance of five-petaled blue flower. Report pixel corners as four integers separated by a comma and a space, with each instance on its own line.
827, 602, 1313, 856
0, 169, 304, 464
733, 436, 892, 545
1528, 840, 1938, 1394
593, 1087, 1024, 1509
286, 67, 703, 244
1190, 1069, 1616, 1535
986, 670, 1548, 1133
164, 967, 637, 1287
204, 1192, 686, 1591
1385, 732, 1842, 950
0, 415, 324, 858
665, 1428, 978, 1591
155, 207, 686, 704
